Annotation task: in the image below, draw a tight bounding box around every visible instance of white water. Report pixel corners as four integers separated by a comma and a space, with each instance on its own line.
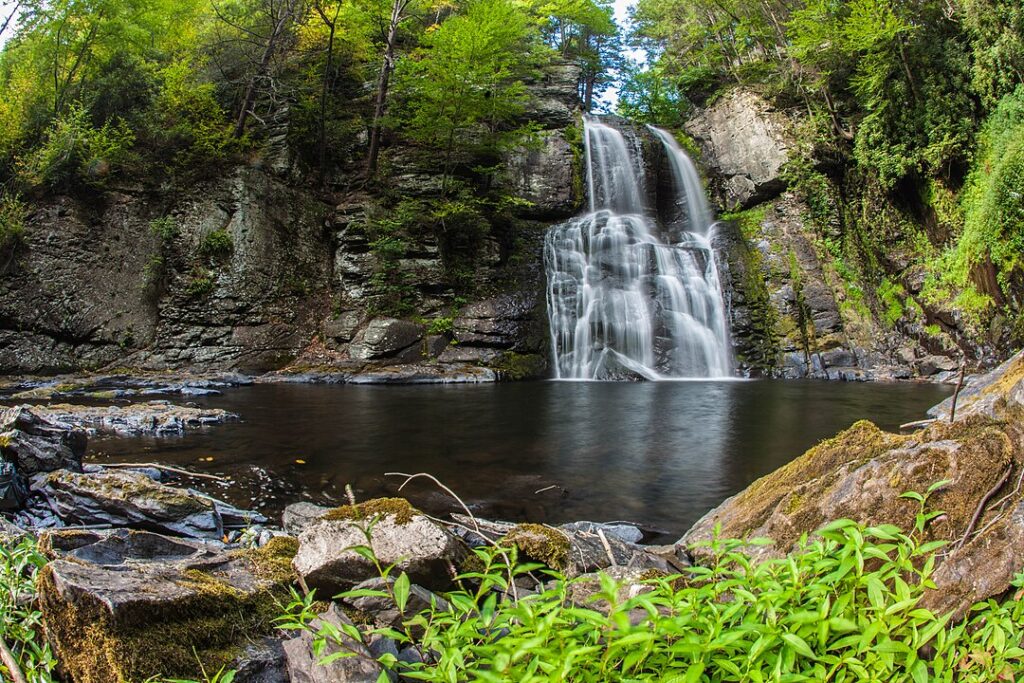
544, 119, 734, 380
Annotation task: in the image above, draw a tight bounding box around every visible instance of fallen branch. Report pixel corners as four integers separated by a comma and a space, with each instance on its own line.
955, 464, 1013, 551
949, 364, 967, 423
596, 529, 617, 568
386, 471, 520, 600
899, 418, 937, 431
0, 636, 29, 683
100, 462, 227, 482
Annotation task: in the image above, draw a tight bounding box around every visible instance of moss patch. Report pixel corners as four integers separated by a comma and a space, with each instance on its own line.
502, 523, 571, 572
321, 497, 417, 525
38, 545, 294, 683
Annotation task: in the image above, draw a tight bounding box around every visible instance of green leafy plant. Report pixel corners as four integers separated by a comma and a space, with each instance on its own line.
198, 229, 233, 261
0, 537, 59, 682
0, 192, 26, 251
279, 508, 1024, 682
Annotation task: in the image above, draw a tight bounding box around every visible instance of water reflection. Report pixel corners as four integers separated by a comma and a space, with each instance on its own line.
88, 380, 950, 538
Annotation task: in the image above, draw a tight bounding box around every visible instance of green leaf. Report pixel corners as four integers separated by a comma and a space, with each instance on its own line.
394, 572, 411, 613
782, 633, 816, 659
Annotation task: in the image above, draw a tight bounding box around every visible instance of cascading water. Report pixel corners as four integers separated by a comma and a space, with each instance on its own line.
544, 118, 734, 380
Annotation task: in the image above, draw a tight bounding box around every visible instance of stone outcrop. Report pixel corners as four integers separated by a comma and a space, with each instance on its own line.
685, 91, 791, 210
292, 498, 468, 595
678, 351, 1024, 617
28, 401, 237, 436
41, 469, 225, 538
0, 405, 85, 475
37, 529, 297, 683
348, 318, 424, 361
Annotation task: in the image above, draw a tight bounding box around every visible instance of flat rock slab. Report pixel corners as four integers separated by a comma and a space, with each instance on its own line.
30, 401, 238, 436
42, 469, 224, 538
0, 405, 86, 475
38, 529, 298, 683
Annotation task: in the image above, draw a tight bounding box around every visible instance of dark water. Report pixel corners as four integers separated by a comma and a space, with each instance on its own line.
87, 380, 951, 539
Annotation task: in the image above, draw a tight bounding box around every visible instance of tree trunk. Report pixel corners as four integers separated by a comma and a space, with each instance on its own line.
315, 1, 340, 185
233, 0, 296, 139
365, 0, 406, 177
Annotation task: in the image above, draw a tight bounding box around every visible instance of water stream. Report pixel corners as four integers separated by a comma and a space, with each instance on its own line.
544, 118, 733, 380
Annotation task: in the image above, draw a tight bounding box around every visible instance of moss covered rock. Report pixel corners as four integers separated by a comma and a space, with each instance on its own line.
680, 353, 1024, 617
37, 528, 297, 683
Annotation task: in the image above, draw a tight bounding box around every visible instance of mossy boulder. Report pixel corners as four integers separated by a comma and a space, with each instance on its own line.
42, 469, 224, 539
292, 497, 468, 595
680, 351, 1024, 618
37, 529, 297, 683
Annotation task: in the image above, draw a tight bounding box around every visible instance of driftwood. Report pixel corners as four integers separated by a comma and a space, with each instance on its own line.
956, 464, 1014, 551
100, 463, 227, 482
0, 636, 28, 683
950, 365, 967, 423
900, 418, 937, 431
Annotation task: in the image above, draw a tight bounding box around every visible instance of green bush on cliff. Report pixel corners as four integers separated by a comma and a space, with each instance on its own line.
0, 193, 26, 251
282, 516, 1024, 682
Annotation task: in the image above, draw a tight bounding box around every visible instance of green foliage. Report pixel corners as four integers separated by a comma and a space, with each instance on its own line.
0, 536, 59, 682
186, 274, 215, 298
151, 216, 180, 242
19, 105, 135, 188
280, 515, 1024, 682
876, 277, 906, 329
393, 0, 540, 189
198, 229, 234, 261
0, 192, 27, 251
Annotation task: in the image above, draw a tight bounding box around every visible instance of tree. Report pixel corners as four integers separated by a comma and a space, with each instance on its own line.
392, 0, 539, 192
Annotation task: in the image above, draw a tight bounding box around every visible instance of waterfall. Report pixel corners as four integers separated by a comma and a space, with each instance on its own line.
544, 119, 734, 380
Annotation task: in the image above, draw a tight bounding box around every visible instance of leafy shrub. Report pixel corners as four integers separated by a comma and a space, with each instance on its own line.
19, 105, 135, 188
198, 229, 234, 261
186, 274, 215, 298
0, 192, 27, 250
281, 513, 1024, 682
150, 216, 180, 242
0, 536, 59, 682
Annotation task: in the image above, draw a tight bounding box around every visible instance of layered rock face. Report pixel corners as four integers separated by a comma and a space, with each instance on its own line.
0, 64, 582, 379
689, 90, 965, 379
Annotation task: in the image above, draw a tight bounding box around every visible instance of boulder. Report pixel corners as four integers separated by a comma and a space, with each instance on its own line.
0, 405, 86, 475
283, 501, 332, 535
37, 529, 297, 683
293, 498, 468, 596
324, 311, 365, 343
349, 318, 424, 360
679, 351, 1024, 618
685, 90, 791, 210
282, 603, 383, 683
502, 523, 672, 578
41, 469, 224, 539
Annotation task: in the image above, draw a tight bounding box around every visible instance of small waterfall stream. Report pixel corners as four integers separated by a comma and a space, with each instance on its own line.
544, 118, 734, 380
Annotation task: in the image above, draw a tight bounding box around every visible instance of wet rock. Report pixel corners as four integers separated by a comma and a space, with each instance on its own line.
343, 576, 449, 633
917, 355, 960, 377
929, 349, 1024, 421
283, 501, 332, 535
685, 90, 791, 209
453, 294, 538, 349
0, 405, 86, 475
502, 523, 671, 577
293, 498, 468, 595
560, 520, 644, 544
37, 529, 297, 683
283, 603, 383, 683
28, 401, 237, 436
233, 637, 290, 683
41, 469, 224, 539
349, 319, 424, 361
324, 311, 365, 343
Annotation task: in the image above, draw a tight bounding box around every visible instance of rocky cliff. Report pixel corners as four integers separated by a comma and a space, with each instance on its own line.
691, 90, 971, 380
0, 64, 583, 380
